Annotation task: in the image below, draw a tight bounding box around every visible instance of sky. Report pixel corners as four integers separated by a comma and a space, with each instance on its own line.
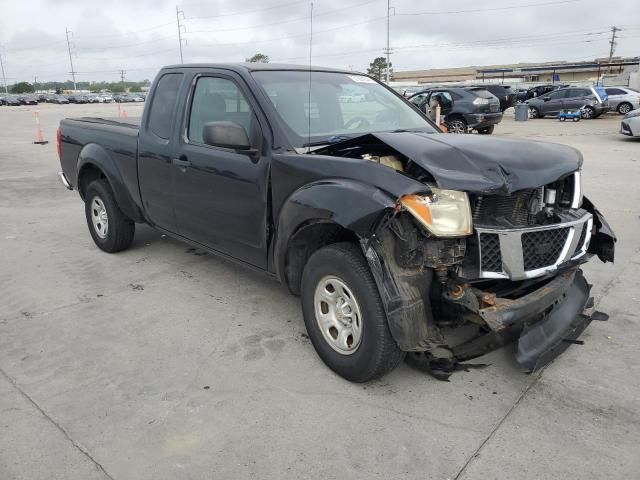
0, 0, 639, 84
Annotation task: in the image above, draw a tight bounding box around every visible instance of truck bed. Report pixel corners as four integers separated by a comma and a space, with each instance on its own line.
59, 116, 141, 197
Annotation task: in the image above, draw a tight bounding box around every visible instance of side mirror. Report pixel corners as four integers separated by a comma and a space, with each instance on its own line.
202, 121, 252, 151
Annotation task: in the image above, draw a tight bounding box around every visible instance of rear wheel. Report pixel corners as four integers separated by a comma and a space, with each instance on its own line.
84, 179, 135, 253
300, 243, 404, 382
529, 107, 542, 119
617, 102, 632, 115
446, 118, 467, 134
581, 106, 595, 119
477, 125, 495, 134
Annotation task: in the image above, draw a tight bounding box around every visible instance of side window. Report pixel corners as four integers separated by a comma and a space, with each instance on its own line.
548, 90, 565, 100
188, 76, 253, 144
606, 88, 625, 95
148, 73, 183, 139
410, 93, 427, 105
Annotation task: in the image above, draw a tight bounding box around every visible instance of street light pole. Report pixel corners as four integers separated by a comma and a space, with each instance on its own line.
0, 50, 8, 94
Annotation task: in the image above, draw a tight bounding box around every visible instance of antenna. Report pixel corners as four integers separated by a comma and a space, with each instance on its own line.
307, 2, 313, 151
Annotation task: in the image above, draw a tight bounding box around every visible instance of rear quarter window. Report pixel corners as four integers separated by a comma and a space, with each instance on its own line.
147, 73, 184, 139
468, 88, 495, 99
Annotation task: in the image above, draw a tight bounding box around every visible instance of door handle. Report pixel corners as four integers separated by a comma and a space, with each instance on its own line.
172, 157, 191, 168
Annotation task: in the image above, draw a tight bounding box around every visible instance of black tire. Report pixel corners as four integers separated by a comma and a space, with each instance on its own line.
446, 118, 467, 134
300, 242, 405, 382
581, 106, 595, 119
84, 179, 135, 253
477, 125, 495, 134
529, 107, 542, 119
617, 102, 632, 115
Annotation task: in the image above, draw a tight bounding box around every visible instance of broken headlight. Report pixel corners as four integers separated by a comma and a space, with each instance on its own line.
399, 188, 473, 237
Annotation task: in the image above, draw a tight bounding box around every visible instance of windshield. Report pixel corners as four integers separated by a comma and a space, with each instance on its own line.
251, 70, 436, 148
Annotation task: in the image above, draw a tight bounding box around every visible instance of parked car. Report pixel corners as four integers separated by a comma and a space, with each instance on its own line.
466, 84, 515, 112
620, 108, 640, 137
97, 93, 114, 103
17, 94, 39, 105
4, 95, 22, 106
56, 63, 615, 382
129, 94, 145, 102
408, 86, 502, 134
526, 86, 610, 119
68, 94, 89, 104
112, 93, 127, 103
604, 87, 640, 115
0, 95, 6, 105
50, 95, 70, 104
515, 84, 569, 103
86, 94, 100, 103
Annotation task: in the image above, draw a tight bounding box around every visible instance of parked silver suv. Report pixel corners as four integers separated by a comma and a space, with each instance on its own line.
604, 87, 640, 115
526, 86, 610, 119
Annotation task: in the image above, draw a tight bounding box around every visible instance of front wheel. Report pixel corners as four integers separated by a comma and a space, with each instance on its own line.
477, 125, 495, 134
84, 179, 135, 253
300, 243, 405, 382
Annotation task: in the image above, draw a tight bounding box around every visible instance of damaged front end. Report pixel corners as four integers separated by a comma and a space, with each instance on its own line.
315, 133, 617, 378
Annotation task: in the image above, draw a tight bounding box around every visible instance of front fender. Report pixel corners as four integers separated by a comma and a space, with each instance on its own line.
77, 143, 144, 222
272, 179, 396, 281
582, 196, 616, 263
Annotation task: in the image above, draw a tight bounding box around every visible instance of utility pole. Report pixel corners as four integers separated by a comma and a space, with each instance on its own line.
120, 70, 126, 89
607, 26, 621, 73
33, 76, 38, 92
176, 5, 186, 63
0, 50, 8, 94
65, 28, 77, 91
384, 0, 394, 84
309, 2, 313, 67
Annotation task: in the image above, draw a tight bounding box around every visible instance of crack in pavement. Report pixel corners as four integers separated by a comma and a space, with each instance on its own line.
0, 367, 116, 480
452, 247, 640, 480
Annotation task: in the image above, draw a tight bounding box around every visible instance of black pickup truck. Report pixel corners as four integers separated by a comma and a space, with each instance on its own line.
57, 63, 616, 382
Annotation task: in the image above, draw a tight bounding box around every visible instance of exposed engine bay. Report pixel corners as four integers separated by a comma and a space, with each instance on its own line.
314, 133, 616, 379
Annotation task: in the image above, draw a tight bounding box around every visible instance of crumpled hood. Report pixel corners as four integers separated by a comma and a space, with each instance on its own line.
373, 131, 583, 194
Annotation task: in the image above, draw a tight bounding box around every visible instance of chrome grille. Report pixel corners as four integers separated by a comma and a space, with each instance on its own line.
521, 227, 570, 271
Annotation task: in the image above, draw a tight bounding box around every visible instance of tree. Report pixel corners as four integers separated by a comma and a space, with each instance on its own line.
10, 82, 34, 94
367, 57, 392, 81
129, 84, 142, 92
110, 84, 126, 93
246, 53, 269, 63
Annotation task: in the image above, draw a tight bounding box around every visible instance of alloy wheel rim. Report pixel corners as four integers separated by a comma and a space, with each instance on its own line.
313, 276, 363, 355
582, 108, 593, 119
619, 104, 630, 114
449, 121, 466, 134
91, 197, 108, 239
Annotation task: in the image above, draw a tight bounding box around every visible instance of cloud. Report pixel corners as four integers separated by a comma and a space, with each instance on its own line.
1, 0, 638, 82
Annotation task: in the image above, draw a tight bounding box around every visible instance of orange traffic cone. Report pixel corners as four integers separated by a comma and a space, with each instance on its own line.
122, 109, 128, 118
33, 112, 48, 145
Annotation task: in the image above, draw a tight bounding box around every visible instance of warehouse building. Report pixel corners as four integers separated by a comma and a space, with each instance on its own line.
392, 56, 640, 88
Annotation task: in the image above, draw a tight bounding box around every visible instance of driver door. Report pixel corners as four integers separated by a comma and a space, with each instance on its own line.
540, 89, 566, 115
172, 72, 270, 268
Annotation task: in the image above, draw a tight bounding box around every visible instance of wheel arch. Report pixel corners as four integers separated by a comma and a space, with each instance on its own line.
272, 179, 396, 295
76, 143, 144, 222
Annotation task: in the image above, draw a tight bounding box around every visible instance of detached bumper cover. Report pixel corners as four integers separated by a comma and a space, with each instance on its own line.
515, 269, 594, 371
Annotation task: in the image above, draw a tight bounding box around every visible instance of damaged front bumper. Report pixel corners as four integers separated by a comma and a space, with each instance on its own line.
448, 268, 607, 372
363, 197, 616, 377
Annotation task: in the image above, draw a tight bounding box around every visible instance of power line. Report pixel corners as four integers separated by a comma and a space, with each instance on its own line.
184, 0, 308, 20
397, 0, 582, 16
